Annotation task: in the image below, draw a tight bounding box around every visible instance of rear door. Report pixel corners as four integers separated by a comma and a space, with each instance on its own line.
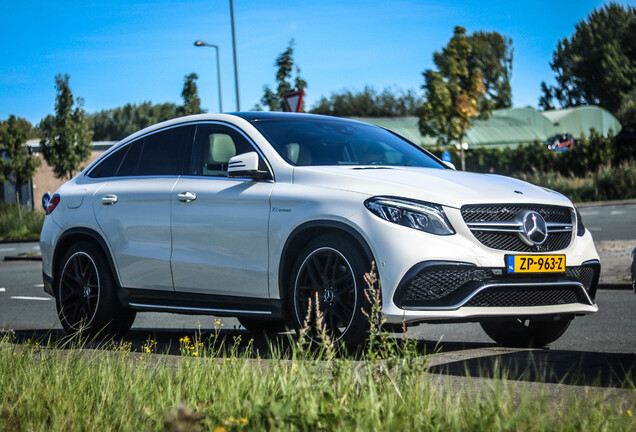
92, 125, 194, 291
170, 123, 273, 298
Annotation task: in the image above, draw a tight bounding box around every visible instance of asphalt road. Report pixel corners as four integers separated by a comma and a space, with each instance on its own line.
578, 203, 636, 241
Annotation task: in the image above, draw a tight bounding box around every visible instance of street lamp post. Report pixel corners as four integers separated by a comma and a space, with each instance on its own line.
194, 40, 223, 112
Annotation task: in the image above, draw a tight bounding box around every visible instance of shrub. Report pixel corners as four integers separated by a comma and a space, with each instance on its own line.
0, 203, 44, 240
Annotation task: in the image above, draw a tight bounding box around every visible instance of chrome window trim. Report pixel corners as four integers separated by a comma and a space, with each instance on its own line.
84, 120, 275, 182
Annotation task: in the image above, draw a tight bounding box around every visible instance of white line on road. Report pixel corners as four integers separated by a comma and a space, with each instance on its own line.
610, 210, 626, 215
34, 284, 44, 288
10, 296, 51, 301
588, 227, 602, 231
0, 248, 16, 252
0, 288, 5, 292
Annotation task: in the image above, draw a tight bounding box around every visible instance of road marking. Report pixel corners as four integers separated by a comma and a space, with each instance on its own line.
34, 284, 44, 288
0, 248, 16, 252
10, 296, 51, 301
588, 227, 602, 231
32, 246, 41, 250
610, 210, 626, 215
0, 288, 5, 292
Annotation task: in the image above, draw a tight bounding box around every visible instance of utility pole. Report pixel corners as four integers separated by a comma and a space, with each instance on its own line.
230, 0, 240, 111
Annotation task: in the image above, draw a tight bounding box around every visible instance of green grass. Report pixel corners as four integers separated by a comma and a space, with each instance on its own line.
1, 331, 634, 432
0, 203, 43, 240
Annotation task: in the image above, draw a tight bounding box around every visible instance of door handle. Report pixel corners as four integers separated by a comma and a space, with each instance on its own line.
101, 194, 118, 205
177, 191, 197, 203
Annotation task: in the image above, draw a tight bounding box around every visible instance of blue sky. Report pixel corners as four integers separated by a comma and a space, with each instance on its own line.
1, 0, 634, 124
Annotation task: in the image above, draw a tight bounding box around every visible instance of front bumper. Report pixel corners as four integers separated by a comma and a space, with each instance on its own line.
384, 260, 599, 324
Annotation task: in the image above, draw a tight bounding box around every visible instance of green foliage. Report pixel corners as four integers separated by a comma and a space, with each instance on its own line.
0, 203, 44, 240
88, 102, 180, 141
259, 39, 307, 112
39, 74, 93, 180
178, 72, 203, 116
310, 86, 423, 117
539, 3, 636, 123
0, 116, 41, 206
468, 30, 513, 111
1, 333, 634, 431
428, 131, 636, 203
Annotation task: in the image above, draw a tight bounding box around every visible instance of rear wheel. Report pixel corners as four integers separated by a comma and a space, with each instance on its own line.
290, 234, 372, 349
480, 316, 573, 348
56, 241, 136, 337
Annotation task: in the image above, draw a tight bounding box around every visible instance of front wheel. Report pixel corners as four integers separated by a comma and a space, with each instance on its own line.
56, 241, 136, 337
290, 234, 372, 349
480, 316, 573, 348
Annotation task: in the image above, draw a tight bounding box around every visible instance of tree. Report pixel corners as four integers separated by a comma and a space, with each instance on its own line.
259, 39, 307, 111
39, 74, 93, 180
88, 102, 180, 141
0, 115, 41, 219
539, 3, 636, 122
178, 72, 203, 116
310, 86, 423, 117
419, 26, 487, 171
468, 31, 513, 110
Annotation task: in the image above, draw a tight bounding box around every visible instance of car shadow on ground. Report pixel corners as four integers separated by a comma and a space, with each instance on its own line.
6, 328, 635, 389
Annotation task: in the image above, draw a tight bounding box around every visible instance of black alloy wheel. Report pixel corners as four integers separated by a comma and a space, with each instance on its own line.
291, 234, 371, 348
56, 241, 136, 337
58, 251, 100, 330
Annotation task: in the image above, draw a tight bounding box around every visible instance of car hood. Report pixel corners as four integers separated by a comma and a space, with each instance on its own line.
292, 166, 573, 209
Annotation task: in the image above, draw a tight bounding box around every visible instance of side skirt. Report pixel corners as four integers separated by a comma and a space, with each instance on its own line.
118, 288, 285, 320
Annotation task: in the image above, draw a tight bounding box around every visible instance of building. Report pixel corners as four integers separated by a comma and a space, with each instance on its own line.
356, 105, 622, 150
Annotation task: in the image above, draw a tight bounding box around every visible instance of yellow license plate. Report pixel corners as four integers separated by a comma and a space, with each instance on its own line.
506, 255, 566, 273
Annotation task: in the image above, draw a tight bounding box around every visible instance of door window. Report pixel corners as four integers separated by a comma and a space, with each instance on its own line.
189, 124, 267, 177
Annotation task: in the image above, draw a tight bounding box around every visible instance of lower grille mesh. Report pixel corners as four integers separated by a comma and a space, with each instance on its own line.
464, 286, 582, 307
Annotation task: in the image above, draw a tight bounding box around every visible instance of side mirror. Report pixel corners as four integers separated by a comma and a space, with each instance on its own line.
443, 161, 456, 170
228, 152, 270, 180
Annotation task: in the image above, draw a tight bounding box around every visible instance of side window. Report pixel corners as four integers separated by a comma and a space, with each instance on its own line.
136, 125, 195, 176
87, 145, 129, 178
189, 124, 267, 177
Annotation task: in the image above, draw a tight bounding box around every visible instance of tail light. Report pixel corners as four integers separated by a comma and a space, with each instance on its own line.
45, 194, 61, 215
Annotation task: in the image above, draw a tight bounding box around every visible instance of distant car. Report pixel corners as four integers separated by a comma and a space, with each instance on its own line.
546, 134, 575, 152
40, 112, 600, 348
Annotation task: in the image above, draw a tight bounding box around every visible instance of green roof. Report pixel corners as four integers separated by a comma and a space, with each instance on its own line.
354, 105, 622, 149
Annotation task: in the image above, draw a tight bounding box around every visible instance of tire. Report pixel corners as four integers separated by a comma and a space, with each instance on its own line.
290, 233, 372, 349
56, 241, 136, 337
238, 317, 289, 334
480, 316, 573, 348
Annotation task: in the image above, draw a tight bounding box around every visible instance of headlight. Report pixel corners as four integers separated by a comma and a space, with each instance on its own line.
364, 197, 455, 235
575, 208, 585, 236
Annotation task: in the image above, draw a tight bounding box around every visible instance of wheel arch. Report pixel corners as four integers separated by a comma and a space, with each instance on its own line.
278, 220, 376, 302
52, 227, 121, 292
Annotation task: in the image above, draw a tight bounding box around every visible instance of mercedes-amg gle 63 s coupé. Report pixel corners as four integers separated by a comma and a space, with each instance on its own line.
40, 113, 600, 348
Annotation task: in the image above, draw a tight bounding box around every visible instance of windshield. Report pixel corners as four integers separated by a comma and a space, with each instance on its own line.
249, 117, 445, 169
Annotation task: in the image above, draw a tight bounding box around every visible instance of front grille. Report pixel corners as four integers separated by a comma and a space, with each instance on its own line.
461, 204, 574, 252
394, 261, 599, 308
464, 286, 582, 307
462, 205, 572, 223
472, 231, 572, 252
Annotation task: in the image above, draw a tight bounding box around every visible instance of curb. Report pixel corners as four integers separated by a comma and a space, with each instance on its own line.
597, 282, 633, 291
3, 254, 42, 262
575, 199, 636, 208
0, 238, 39, 244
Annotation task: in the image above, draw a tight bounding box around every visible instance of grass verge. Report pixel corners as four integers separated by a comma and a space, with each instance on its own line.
1, 331, 634, 432
0, 203, 43, 241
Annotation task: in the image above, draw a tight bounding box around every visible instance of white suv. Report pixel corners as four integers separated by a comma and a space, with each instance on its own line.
40, 113, 600, 348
